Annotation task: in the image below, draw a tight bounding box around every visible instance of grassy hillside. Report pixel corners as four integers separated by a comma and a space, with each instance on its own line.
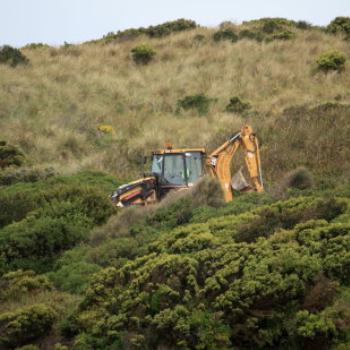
1, 17, 350, 350
1, 18, 350, 183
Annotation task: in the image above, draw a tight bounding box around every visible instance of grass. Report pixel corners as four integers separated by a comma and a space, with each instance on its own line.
0, 21, 349, 182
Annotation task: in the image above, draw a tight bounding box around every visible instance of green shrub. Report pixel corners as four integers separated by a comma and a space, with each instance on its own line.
316, 50, 346, 73
0, 45, 29, 67
283, 167, 313, 190
0, 166, 56, 186
104, 19, 197, 42
272, 30, 295, 40
225, 96, 251, 113
296, 21, 312, 30
49, 262, 100, 294
213, 28, 238, 42
261, 19, 283, 33
327, 17, 350, 36
131, 44, 156, 65
177, 94, 215, 115
0, 174, 116, 229
0, 141, 25, 169
0, 304, 56, 348
24, 43, 50, 50
147, 18, 197, 38
0, 201, 94, 273
239, 29, 265, 42
0, 269, 52, 300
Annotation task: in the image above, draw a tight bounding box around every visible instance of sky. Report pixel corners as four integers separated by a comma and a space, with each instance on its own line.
0, 0, 349, 47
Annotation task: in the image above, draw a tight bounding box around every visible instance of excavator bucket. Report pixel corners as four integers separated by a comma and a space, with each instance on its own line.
231, 168, 249, 191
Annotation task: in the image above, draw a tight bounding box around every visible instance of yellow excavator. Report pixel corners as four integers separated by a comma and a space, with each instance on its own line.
111, 125, 264, 206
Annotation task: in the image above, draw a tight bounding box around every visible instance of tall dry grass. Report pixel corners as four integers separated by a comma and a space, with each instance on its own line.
1, 23, 350, 181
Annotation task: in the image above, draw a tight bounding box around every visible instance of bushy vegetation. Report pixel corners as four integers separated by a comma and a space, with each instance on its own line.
0, 45, 29, 67
57, 187, 350, 349
177, 94, 216, 115
0, 141, 25, 169
225, 96, 251, 113
130, 44, 156, 65
316, 50, 346, 72
326, 17, 350, 38
0, 171, 116, 275
0, 304, 56, 348
0, 166, 56, 186
102, 19, 197, 43
213, 28, 238, 42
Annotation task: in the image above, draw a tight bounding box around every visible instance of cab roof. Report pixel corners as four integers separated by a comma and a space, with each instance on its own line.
152, 148, 206, 155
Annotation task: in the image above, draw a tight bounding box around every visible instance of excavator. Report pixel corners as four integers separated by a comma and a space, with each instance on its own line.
111, 125, 264, 206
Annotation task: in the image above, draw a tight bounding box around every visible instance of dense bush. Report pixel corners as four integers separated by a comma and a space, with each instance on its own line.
0, 270, 52, 301
177, 94, 216, 115
0, 166, 56, 186
0, 45, 29, 67
0, 172, 116, 273
239, 29, 265, 42
0, 172, 116, 228
225, 96, 251, 113
0, 304, 56, 348
0, 141, 25, 169
316, 50, 346, 72
239, 18, 297, 43
0, 201, 94, 273
131, 44, 156, 65
56, 188, 350, 349
282, 167, 313, 190
327, 17, 350, 37
272, 30, 295, 40
103, 19, 197, 43
23, 43, 50, 50
213, 28, 238, 42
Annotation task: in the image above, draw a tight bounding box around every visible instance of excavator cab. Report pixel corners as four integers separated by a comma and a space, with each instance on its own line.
151, 148, 206, 197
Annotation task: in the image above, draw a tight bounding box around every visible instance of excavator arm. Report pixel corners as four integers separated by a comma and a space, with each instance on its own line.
206, 125, 264, 202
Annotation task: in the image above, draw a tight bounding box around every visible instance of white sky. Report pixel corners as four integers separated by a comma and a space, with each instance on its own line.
0, 0, 349, 46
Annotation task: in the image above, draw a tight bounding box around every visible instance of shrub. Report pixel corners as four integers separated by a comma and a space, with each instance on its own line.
261, 19, 283, 33
225, 96, 251, 113
0, 166, 56, 186
0, 304, 56, 348
0, 201, 94, 273
0, 269, 52, 300
316, 50, 346, 73
272, 30, 295, 40
213, 28, 238, 42
147, 18, 197, 38
239, 29, 265, 42
282, 167, 314, 191
24, 43, 50, 50
296, 21, 312, 30
177, 94, 215, 115
103, 19, 197, 42
131, 44, 156, 65
0, 45, 29, 67
327, 17, 350, 36
0, 141, 25, 169
49, 262, 100, 294
0, 175, 116, 229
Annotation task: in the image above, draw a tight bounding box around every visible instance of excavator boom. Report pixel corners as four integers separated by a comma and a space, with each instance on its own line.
207, 125, 264, 201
